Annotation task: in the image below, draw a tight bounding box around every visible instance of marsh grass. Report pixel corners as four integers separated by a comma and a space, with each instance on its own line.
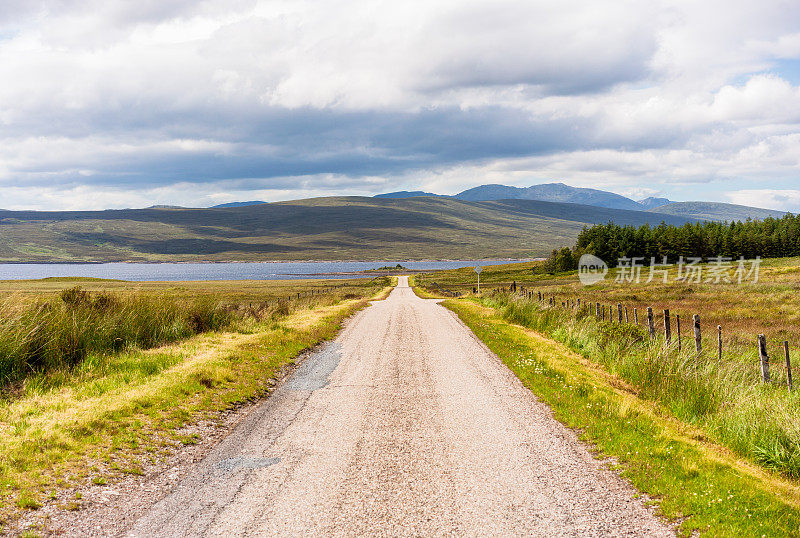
0, 287, 231, 385
487, 292, 800, 479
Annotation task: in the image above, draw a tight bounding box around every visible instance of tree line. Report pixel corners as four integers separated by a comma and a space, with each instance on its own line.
542, 214, 800, 271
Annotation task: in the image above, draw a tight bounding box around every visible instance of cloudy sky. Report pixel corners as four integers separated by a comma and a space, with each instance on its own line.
1, 0, 800, 211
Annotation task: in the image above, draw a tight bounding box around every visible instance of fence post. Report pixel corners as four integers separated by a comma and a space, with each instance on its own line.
785, 341, 793, 392
597, 302, 601, 319
693, 315, 702, 354
718, 326, 723, 361
625, 307, 629, 323
634, 307, 639, 325
664, 309, 671, 344
538, 290, 542, 301
676, 314, 682, 351
646, 307, 655, 338
617, 303, 623, 323
609, 305, 614, 322
758, 334, 770, 383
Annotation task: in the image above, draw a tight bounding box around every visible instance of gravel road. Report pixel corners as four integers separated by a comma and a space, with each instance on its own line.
124, 276, 671, 537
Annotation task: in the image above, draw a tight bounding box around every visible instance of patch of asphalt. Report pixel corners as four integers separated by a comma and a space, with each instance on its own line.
284, 342, 342, 391
216, 457, 282, 473
21, 320, 365, 538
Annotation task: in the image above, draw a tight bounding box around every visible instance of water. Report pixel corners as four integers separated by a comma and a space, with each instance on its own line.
0, 260, 528, 281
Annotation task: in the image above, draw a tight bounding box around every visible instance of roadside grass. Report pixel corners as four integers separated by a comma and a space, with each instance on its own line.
484, 293, 800, 476
0, 277, 391, 530
416, 257, 800, 342
445, 298, 800, 536
0, 288, 232, 384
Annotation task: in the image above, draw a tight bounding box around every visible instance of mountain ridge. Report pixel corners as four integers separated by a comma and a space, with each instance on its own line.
0, 196, 691, 263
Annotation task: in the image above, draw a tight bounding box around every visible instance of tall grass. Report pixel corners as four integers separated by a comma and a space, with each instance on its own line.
0, 287, 232, 385
485, 292, 800, 479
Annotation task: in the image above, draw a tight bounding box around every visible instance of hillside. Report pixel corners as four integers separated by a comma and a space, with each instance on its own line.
453, 182, 645, 210
0, 197, 691, 263
638, 197, 671, 209
649, 201, 786, 221
211, 201, 267, 208
373, 191, 439, 198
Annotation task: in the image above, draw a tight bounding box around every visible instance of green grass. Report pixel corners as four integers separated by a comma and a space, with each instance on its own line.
0, 276, 391, 531
444, 298, 800, 536
479, 293, 800, 479
0, 196, 691, 262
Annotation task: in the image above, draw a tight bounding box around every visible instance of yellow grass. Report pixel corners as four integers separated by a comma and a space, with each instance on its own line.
0, 277, 392, 531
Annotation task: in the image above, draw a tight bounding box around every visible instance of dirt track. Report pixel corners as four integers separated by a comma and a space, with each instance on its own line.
118, 276, 670, 536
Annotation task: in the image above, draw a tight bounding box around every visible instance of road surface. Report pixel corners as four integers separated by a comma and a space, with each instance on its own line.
126, 276, 670, 537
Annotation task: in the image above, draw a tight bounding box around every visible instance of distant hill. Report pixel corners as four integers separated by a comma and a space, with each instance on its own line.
649, 202, 787, 222
373, 191, 439, 198
638, 197, 672, 209
0, 197, 691, 263
454, 182, 644, 210
371, 183, 791, 221
211, 201, 267, 208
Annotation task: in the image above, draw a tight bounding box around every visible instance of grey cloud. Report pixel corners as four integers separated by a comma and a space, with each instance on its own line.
415, 1, 658, 95
1, 101, 697, 189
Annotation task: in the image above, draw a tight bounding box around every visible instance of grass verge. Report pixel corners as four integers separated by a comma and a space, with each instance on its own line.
0, 279, 393, 532
444, 298, 800, 536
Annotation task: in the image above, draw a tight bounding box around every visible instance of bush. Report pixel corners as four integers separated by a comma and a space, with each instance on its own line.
541, 247, 579, 273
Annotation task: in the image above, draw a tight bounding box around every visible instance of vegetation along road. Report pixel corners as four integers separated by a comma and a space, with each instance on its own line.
115, 276, 668, 536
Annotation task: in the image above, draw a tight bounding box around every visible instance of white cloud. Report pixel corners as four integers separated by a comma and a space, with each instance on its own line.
726, 189, 800, 212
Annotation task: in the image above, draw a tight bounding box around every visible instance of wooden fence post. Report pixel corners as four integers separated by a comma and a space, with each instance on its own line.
693, 315, 702, 354
609, 305, 614, 322
597, 302, 601, 319
538, 290, 542, 301
646, 307, 655, 338
676, 314, 682, 351
664, 309, 671, 343
602, 305, 606, 321
634, 307, 639, 325
785, 341, 793, 392
625, 307, 629, 323
718, 326, 723, 361
758, 334, 770, 383
616, 303, 622, 323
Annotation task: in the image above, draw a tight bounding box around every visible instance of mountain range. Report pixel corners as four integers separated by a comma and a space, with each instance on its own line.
0, 183, 789, 263
373, 182, 786, 221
